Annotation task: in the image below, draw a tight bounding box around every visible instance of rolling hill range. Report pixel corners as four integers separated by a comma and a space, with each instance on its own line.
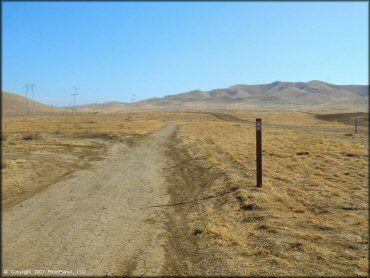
136, 80, 368, 110
2, 81, 368, 114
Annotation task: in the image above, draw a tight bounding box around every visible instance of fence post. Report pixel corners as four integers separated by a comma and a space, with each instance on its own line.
355, 118, 359, 134
256, 118, 262, 187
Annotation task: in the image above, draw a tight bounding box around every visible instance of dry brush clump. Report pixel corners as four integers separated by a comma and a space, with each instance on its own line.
178, 111, 368, 276
21, 132, 43, 141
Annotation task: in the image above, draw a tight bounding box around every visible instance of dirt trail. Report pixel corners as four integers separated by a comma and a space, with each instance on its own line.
3, 122, 177, 276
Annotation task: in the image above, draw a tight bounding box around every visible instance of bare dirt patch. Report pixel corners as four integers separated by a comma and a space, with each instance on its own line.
3, 123, 176, 276
2, 113, 164, 209
2, 134, 108, 208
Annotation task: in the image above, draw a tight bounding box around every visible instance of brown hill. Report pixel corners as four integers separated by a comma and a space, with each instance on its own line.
2, 92, 56, 116
137, 80, 368, 110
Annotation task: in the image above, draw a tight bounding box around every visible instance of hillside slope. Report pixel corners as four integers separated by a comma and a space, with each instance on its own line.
2, 92, 55, 116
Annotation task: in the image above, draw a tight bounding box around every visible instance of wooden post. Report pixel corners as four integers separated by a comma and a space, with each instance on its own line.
355, 118, 359, 134
256, 118, 262, 187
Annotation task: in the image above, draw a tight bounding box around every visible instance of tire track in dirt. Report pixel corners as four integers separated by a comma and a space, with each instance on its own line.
3, 123, 177, 276
161, 129, 236, 276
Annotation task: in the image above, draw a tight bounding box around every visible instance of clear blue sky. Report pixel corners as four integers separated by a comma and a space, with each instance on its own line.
3, 1, 368, 106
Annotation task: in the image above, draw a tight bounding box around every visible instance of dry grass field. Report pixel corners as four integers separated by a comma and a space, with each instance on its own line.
161, 110, 368, 276
2, 110, 368, 276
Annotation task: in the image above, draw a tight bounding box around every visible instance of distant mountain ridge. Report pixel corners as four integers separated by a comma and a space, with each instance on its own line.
3, 81, 368, 114
136, 80, 368, 109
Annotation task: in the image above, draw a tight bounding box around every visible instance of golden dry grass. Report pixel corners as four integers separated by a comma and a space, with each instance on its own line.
177, 110, 368, 275
2, 113, 163, 135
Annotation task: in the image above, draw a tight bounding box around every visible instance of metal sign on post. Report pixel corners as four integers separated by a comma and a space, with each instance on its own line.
256, 118, 262, 187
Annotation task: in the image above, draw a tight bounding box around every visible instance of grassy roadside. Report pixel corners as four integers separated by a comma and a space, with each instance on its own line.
166, 111, 368, 276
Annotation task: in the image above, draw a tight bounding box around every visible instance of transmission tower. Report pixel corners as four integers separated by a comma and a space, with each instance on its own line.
24, 83, 35, 117
24, 84, 30, 117
29, 83, 36, 115
71, 87, 78, 115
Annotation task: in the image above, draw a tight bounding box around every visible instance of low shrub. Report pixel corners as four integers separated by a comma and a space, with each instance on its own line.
22, 133, 42, 141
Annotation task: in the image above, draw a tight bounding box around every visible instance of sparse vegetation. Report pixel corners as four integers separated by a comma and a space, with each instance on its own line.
205, 137, 215, 144
193, 226, 204, 235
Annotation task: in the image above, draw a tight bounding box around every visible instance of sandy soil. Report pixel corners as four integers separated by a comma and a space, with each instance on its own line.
3, 122, 177, 276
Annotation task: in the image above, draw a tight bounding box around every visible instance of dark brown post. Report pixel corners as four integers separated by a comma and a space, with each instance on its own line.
256, 118, 262, 187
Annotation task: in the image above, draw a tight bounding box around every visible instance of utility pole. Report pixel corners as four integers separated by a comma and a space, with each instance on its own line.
256, 118, 262, 187
132, 93, 136, 113
71, 87, 78, 116
355, 118, 359, 134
